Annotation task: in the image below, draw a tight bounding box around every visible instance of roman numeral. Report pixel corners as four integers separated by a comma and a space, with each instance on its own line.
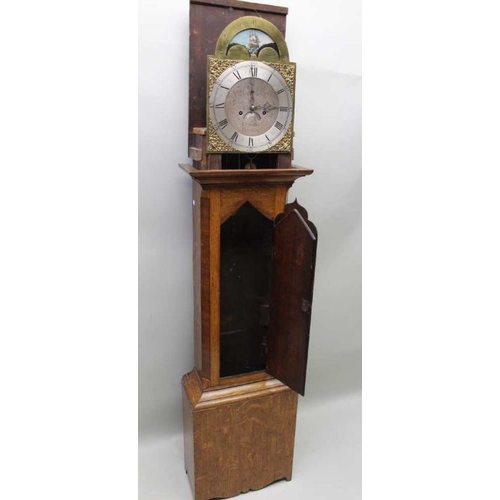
279, 106, 289, 112
215, 103, 225, 108
277, 88, 285, 95
267, 72, 273, 82
233, 70, 242, 80
248, 137, 254, 147
251, 65, 258, 77
265, 134, 271, 143
230, 131, 239, 142
274, 121, 284, 131
218, 119, 228, 130
220, 85, 229, 90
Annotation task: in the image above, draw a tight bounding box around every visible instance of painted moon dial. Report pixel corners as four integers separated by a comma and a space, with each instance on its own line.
209, 61, 293, 153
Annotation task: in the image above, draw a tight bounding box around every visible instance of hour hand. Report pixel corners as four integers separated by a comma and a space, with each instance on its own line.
249, 78, 255, 108
254, 102, 278, 112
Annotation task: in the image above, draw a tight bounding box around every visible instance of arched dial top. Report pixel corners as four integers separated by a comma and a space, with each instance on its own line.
214, 16, 289, 62
208, 60, 294, 154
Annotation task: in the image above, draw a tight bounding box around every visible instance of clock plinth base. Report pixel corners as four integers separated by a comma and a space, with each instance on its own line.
182, 369, 298, 500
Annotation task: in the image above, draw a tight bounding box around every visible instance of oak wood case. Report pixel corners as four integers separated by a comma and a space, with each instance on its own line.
180, 2, 318, 499
183, 369, 298, 500
181, 164, 317, 499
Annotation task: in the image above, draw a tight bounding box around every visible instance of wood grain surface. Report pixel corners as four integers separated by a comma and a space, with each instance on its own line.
267, 201, 318, 395
183, 369, 298, 500
186, 172, 302, 389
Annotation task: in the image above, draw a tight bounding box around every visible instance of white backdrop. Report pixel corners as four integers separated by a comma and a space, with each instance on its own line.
139, 0, 361, 495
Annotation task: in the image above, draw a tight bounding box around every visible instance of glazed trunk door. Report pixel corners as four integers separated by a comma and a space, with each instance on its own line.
266, 202, 318, 396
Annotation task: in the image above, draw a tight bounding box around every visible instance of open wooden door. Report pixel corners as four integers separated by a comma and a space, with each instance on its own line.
266, 200, 318, 396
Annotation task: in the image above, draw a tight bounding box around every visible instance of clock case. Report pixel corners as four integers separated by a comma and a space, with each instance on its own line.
180, 2, 318, 499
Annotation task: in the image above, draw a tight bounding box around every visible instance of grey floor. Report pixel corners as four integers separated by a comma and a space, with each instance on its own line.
139, 350, 361, 500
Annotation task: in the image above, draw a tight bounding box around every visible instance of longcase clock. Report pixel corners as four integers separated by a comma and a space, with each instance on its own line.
179, 2, 318, 499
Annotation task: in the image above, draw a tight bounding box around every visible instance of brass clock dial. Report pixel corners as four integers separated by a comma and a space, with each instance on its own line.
208, 60, 293, 153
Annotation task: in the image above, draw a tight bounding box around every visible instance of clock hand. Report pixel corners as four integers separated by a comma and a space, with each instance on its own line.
249, 78, 255, 110
254, 102, 279, 111
246, 79, 263, 117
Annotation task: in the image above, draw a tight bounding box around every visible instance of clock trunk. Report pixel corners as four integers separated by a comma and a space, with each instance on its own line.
180, 166, 317, 500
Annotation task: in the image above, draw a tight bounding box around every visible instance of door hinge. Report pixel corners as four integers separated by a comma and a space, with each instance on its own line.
301, 299, 312, 314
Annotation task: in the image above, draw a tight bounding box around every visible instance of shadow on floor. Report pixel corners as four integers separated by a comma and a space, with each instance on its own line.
303, 348, 362, 404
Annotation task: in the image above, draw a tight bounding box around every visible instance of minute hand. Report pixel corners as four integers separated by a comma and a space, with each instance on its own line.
254, 103, 279, 111
254, 103, 290, 111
